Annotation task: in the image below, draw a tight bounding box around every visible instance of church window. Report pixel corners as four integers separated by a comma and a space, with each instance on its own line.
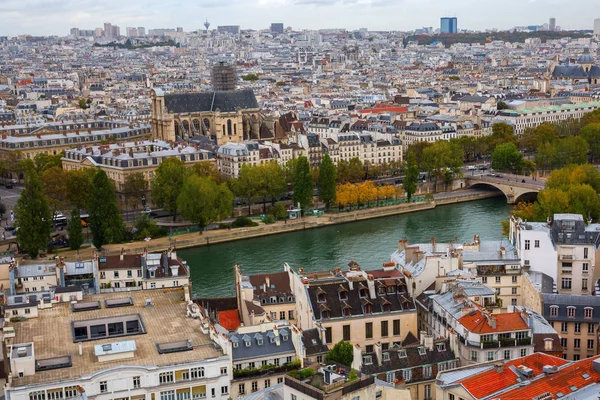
227, 120, 233, 136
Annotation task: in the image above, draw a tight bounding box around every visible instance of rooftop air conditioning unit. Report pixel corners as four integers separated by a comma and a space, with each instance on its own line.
16, 347, 27, 357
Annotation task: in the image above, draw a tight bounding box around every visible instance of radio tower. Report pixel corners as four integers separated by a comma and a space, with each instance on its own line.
204, 19, 210, 31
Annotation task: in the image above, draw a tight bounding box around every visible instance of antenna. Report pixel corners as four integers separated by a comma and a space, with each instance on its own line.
204, 19, 210, 31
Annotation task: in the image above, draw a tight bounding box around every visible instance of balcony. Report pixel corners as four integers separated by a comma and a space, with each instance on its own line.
517, 337, 532, 346
560, 254, 573, 260
233, 361, 301, 379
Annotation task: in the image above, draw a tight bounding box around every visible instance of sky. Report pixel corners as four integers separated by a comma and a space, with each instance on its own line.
0, 0, 597, 36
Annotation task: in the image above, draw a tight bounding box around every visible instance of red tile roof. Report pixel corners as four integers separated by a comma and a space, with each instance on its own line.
497, 355, 600, 400
458, 311, 529, 333
218, 310, 241, 331
460, 353, 569, 399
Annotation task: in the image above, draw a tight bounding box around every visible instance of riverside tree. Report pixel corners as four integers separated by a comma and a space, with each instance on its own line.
491, 143, 523, 172
151, 157, 187, 221
177, 175, 233, 233
403, 151, 419, 201
292, 156, 313, 211
14, 167, 52, 258
68, 207, 84, 251
88, 170, 124, 249
317, 154, 336, 210
122, 172, 148, 211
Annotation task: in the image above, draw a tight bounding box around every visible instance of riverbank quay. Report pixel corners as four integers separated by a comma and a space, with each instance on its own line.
48, 189, 502, 260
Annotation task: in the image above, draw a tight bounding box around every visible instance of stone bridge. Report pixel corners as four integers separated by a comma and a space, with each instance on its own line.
464, 176, 543, 204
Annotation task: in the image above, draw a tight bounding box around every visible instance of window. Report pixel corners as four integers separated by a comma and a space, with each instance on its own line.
30, 391, 46, 400
481, 277, 487, 284
583, 263, 589, 273
393, 319, 400, 336
280, 311, 285, 320
251, 381, 258, 392
487, 351, 494, 361
64, 387, 78, 399
383, 352, 390, 361
100, 381, 108, 393
366, 322, 373, 339
424, 384, 431, 400
534, 240, 540, 248
366, 345, 374, 353
220, 387, 228, 395
589, 324, 595, 334
511, 298, 518, 306
248, 362, 255, 369
575, 323, 581, 333
343, 325, 351, 341
567, 307, 576, 317
133, 376, 141, 389
574, 354, 581, 361
574, 339, 581, 349
317, 355, 323, 363
151, 283, 156, 289
288, 310, 294, 320
520, 349, 528, 357
504, 349, 511, 360
221, 367, 227, 375
265, 379, 270, 388
100, 271, 105, 279
584, 248, 589, 258
588, 339, 595, 349
562, 278, 572, 290
238, 384, 245, 395
160, 391, 175, 400
470, 351, 478, 362
291, 396, 297, 400
274, 359, 280, 366
512, 276, 517, 283
423, 365, 432, 378
583, 279, 589, 291
286, 356, 293, 363
191, 367, 204, 379
114, 271, 119, 278
402, 369, 412, 382
561, 322, 568, 332
325, 327, 332, 343
137, 270, 142, 277
512, 288, 517, 295
127, 270, 132, 278
525, 240, 530, 250
159, 372, 174, 384
550, 306, 559, 317
363, 355, 373, 365
561, 338, 567, 348
381, 321, 389, 337
495, 276, 501, 283
278, 377, 283, 384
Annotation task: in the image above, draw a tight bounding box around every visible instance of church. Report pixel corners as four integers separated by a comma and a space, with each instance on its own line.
150, 63, 262, 145
551, 51, 600, 85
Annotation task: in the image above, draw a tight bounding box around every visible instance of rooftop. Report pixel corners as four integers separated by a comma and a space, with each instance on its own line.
458, 310, 529, 334
8, 288, 222, 386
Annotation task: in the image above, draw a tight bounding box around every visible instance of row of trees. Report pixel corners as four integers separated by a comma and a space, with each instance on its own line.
335, 181, 399, 207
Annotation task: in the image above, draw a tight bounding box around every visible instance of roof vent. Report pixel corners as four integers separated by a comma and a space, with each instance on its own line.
516, 365, 534, 378
16, 347, 28, 357
542, 365, 558, 374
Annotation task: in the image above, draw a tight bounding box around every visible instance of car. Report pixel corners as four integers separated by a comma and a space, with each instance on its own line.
467, 165, 477, 170
5, 226, 15, 232
4, 182, 12, 189
495, 174, 503, 178
486, 173, 495, 177
142, 206, 152, 215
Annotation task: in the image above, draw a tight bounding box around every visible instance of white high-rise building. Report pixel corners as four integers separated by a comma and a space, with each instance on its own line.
549, 17, 556, 31
594, 18, 600, 37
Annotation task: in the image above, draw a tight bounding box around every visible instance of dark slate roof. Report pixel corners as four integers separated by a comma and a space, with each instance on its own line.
542, 293, 600, 323
55, 285, 82, 294
229, 328, 295, 361
361, 339, 457, 376
163, 89, 259, 114
549, 215, 600, 247
247, 271, 294, 303
301, 328, 329, 356
552, 66, 591, 79
405, 122, 439, 132
459, 95, 491, 103
533, 333, 563, 354
307, 277, 415, 321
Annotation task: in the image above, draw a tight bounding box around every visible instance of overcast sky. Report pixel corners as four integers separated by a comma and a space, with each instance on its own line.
0, 0, 597, 36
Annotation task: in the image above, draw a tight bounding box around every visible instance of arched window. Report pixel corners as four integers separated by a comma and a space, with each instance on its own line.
193, 119, 201, 132
182, 120, 189, 133
234, 123, 237, 135
174, 122, 180, 137
227, 119, 232, 136
222, 124, 226, 135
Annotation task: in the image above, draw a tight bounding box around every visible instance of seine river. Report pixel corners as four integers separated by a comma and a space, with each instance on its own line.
180, 197, 511, 298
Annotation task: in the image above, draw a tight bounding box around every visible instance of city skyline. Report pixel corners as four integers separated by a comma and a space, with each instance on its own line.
0, 0, 598, 36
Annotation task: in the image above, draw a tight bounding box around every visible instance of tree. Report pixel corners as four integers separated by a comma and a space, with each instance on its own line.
534, 141, 556, 175
34, 153, 63, 173
88, 170, 124, 249
242, 73, 259, 81
191, 161, 222, 182
317, 154, 337, 210
325, 341, 353, 366
403, 151, 419, 201
496, 101, 509, 110
66, 168, 95, 208
122, 172, 148, 211
132, 213, 158, 240
491, 143, 523, 172
489, 122, 518, 150
406, 141, 432, 168
271, 202, 288, 220
261, 162, 287, 209
234, 164, 262, 215
68, 207, 84, 251
347, 157, 365, 183
580, 123, 600, 164
292, 156, 313, 211
552, 136, 589, 168
78, 98, 88, 109
177, 175, 233, 233
581, 108, 600, 128
151, 157, 187, 221
40, 166, 68, 218
14, 167, 51, 258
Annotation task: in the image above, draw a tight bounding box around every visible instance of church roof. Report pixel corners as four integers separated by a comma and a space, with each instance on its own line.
552, 65, 590, 79
163, 89, 259, 114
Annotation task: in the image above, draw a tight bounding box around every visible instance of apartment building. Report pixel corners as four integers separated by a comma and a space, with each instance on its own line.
401, 122, 457, 150
3, 287, 231, 400
12, 263, 58, 294
234, 267, 296, 327
542, 294, 600, 360
94, 250, 190, 292
288, 262, 418, 353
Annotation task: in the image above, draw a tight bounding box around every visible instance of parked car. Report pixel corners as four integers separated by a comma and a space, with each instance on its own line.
495, 174, 503, 178
5, 182, 13, 189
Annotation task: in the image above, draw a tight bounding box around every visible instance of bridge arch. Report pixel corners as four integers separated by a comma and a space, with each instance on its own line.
469, 182, 509, 201
513, 190, 538, 204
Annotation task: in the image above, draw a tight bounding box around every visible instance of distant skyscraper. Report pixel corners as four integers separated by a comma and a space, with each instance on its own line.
440, 17, 458, 34
270, 23, 284, 34
103, 22, 113, 38
126, 27, 138, 37
594, 18, 600, 37
95, 27, 103, 37
211, 62, 237, 91
70, 28, 80, 37
217, 25, 240, 35
137, 27, 146, 36
112, 25, 120, 37
549, 17, 556, 31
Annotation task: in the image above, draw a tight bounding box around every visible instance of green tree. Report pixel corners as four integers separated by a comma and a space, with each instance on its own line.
151, 157, 187, 221
546, 164, 600, 193
403, 151, 419, 201
68, 207, 84, 251
242, 73, 259, 81
177, 175, 233, 233
292, 156, 313, 211
14, 167, 52, 258
34, 153, 63, 173
580, 123, 600, 164
78, 98, 88, 109
347, 157, 365, 183
234, 164, 262, 215
534, 141, 556, 175
491, 143, 523, 172
261, 162, 287, 209
132, 213, 158, 240
317, 154, 337, 210
88, 170, 124, 249
406, 141, 432, 168
122, 172, 148, 211
271, 202, 288, 220
66, 168, 95, 208
325, 341, 353, 366
552, 136, 589, 168
191, 161, 222, 182
40, 166, 68, 218
581, 108, 600, 127
496, 101, 509, 110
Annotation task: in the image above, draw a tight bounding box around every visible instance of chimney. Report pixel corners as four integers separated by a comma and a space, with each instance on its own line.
431, 237, 436, 251
170, 265, 178, 277
119, 248, 124, 261
398, 240, 408, 252
487, 315, 497, 329
494, 362, 504, 373
374, 342, 382, 366
265, 276, 270, 289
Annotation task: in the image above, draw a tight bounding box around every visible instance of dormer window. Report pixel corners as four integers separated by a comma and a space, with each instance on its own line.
339, 290, 348, 301
261, 299, 266, 304
364, 303, 373, 314
383, 352, 390, 361
257, 339, 263, 345
359, 288, 368, 298
270, 337, 275, 343
387, 286, 396, 294
233, 342, 239, 348
270, 296, 277, 303
279, 297, 284, 303
318, 293, 326, 303
245, 340, 251, 347
383, 303, 391, 312
550, 305, 558, 317
282, 334, 288, 341
437, 343, 446, 352
288, 296, 293, 302
418, 347, 426, 356
378, 287, 386, 295
321, 310, 330, 319
398, 349, 407, 358
585, 307, 593, 319
342, 307, 351, 316
363, 355, 373, 365
567, 306, 576, 318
